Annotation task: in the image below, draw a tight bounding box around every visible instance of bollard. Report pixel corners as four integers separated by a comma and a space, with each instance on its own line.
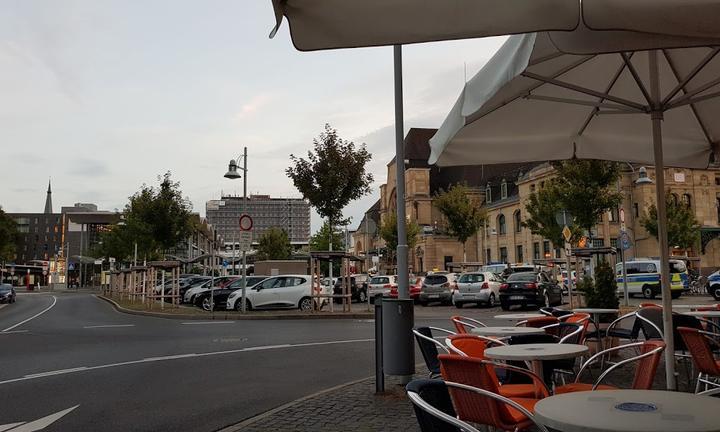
374, 294, 384, 393
382, 297, 415, 384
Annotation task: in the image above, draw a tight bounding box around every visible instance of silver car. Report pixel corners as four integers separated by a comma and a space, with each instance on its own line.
452, 272, 502, 308
367, 275, 397, 298
418, 274, 454, 306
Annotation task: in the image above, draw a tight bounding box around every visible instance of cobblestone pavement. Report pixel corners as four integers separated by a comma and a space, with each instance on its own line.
221, 375, 421, 432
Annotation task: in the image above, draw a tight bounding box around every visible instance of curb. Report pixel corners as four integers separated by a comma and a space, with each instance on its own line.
216, 375, 374, 432
96, 295, 374, 321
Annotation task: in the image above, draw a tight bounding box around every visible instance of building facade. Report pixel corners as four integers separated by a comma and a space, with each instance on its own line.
206, 195, 311, 249
366, 128, 720, 274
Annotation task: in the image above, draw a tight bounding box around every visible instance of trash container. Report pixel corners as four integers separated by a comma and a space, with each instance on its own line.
382, 298, 415, 377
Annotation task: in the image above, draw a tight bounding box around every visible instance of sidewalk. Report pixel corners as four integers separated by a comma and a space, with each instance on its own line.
220, 374, 421, 432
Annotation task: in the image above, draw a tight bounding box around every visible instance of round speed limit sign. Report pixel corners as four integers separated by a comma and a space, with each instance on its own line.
239, 214, 253, 231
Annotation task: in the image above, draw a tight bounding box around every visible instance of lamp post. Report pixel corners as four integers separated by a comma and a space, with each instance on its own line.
224, 147, 248, 313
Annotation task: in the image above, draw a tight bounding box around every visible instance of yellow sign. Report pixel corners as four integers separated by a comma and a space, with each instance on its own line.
562, 226, 572, 242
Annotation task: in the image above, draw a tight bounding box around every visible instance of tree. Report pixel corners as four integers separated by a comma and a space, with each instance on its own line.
309, 221, 345, 275
433, 183, 486, 261
522, 181, 582, 246
256, 228, 292, 260
0, 207, 17, 262
640, 193, 700, 250
551, 160, 623, 235
577, 260, 619, 309
95, 172, 193, 262
379, 213, 420, 264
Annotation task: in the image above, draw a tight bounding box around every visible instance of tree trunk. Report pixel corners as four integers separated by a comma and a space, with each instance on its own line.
462, 241, 467, 264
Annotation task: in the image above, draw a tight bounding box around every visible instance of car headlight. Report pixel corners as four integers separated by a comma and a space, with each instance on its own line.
228, 291, 238, 299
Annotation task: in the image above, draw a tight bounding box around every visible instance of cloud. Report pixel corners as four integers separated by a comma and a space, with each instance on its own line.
65, 158, 110, 178
235, 94, 272, 120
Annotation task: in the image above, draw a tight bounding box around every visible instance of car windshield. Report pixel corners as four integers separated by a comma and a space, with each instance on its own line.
0, 286, 11, 292
507, 272, 536, 282
670, 261, 687, 273
424, 275, 447, 284
370, 277, 389, 284
458, 274, 484, 283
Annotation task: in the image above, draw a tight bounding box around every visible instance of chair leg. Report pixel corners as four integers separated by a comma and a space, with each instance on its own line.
695, 373, 703, 394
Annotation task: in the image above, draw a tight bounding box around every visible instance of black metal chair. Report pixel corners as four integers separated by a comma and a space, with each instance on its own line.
636, 307, 664, 340
413, 326, 455, 378
406, 379, 472, 432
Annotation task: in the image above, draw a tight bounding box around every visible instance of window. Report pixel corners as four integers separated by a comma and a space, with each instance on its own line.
498, 214, 506, 235
516, 245, 524, 263
592, 238, 605, 247
500, 247, 508, 263
533, 242, 540, 260
530, 184, 536, 194
514, 210, 522, 233
540, 181, 545, 189
634, 203, 639, 218
608, 207, 619, 222
597, 212, 603, 222
543, 240, 551, 257
671, 193, 679, 206
485, 184, 492, 204
500, 179, 508, 199
682, 193, 692, 208
486, 249, 492, 263
554, 248, 561, 258
610, 238, 618, 248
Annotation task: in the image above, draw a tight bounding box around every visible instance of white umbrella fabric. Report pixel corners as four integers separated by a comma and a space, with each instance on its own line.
428, 30, 720, 389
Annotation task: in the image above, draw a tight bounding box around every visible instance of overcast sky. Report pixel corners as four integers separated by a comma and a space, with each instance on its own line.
0, 1, 506, 233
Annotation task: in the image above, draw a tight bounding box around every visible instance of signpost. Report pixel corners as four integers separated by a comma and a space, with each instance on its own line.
619, 207, 630, 306
239, 214, 253, 313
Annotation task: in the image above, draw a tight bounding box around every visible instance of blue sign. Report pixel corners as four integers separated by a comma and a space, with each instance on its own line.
620, 231, 631, 250
68, 263, 75, 271
222, 260, 228, 268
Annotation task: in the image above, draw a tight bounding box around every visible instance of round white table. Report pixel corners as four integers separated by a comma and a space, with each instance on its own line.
534, 389, 720, 432
673, 304, 719, 310
683, 310, 720, 318
494, 313, 546, 320
484, 343, 588, 383
470, 326, 545, 338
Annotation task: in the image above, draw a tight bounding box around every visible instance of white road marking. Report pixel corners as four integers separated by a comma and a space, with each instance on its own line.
0, 304, 7, 311
181, 321, 235, 325
82, 324, 135, 329
1, 296, 57, 332
0, 338, 374, 386
0, 423, 24, 432
2, 405, 79, 431
0, 330, 28, 335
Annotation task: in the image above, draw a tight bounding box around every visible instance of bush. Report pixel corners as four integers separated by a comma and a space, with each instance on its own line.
579, 261, 619, 310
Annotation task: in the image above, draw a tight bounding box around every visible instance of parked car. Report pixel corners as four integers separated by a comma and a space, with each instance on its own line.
707, 270, 720, 300
184, 276, 239, 304
225, 275, 325, 311
389, 276, 424, 302
615, 258, 687, 299
452, 272, 503, 308
418, 274, 455, 306
333, 274, 369, 303
367, 275, 397, 298
0, 284, 16, 303
499, 271, 563, 310
559, 270, 577, 294
175, 276, 212, 298
198, 276, 268, 311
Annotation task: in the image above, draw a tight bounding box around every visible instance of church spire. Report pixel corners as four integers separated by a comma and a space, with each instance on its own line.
44, 179, 53, 214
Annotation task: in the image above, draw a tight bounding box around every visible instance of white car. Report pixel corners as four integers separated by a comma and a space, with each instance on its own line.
451, 272, 503, 308
225, 274, 326, 311
367, 275, 397, 298
183, 278, 227, 304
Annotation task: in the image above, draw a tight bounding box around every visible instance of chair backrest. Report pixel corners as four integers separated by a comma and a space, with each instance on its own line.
508, 333, 559, 345
406, 379, 468, 432
414, 327, 446, 375
523, 316, 559, 328
552, 310, 575, 319
636, 307, 664, 339
677, 327, 720, 376
447, 334, 489, 358
640, 302, 662, 308
438, 355, 526, 430
451, 316, 485, 334
555, 322, 583, 344
539, 306, 555, 316
564, 313, 590, 340
631, 341, 666, 390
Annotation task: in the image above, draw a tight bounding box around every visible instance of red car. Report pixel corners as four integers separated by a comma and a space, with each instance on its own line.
389, 277, 424, 302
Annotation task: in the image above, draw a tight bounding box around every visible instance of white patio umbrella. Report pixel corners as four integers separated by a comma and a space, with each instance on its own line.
429, 29, 720, 389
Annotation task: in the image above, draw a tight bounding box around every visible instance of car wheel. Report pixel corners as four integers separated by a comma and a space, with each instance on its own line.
487, 293, 496, 308
201, 297, 213, 311
298, 296, 313, 311
500, 302, 510, 311
358, 290, 367, 303
642, 285, 655, 299
713, 286, 720, 301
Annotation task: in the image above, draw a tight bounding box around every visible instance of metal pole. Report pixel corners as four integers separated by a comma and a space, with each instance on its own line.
240, 146, 248, 313
562, 211, 574, 308
79, 224, 83, 289
394, 44, 409, 299
210, 238, 215, 315
133, 242, 138, 267
620, 245, 629, 307
649, 49, 676, 391
328, 219, 334, 313
374, 294, 384, 393
65, 242, 70, 288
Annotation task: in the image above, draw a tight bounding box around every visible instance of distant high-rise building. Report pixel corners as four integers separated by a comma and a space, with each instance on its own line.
206, 195, 310, 247
44, 180, 53, 214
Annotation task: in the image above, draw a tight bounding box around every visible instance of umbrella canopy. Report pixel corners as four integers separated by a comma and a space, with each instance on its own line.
428, 29, 720, 390
269, 0, 579, 50
429, 31, 720, 167
269, 0, 720, 51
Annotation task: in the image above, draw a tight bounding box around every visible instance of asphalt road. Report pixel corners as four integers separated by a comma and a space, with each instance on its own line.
0, 291, 714, 431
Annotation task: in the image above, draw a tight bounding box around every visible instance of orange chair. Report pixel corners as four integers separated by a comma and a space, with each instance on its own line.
445, 335, 539, 399
564, 313, 591, 341
439, 354, 549, 432
517, 316, 558, 328
554, 341, 665, 394
640, 302, 662, 308
451, 316, 486, 333
678, 326, 720, 394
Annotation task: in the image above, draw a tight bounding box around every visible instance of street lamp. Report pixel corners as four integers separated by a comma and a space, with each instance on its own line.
224, 147, 248, 313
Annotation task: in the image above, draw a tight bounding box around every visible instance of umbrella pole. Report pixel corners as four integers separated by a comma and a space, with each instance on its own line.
649, 49, 676, 391
394, 44, 409, 299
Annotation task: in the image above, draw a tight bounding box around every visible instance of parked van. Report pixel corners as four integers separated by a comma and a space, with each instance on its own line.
615, 258, 687, 299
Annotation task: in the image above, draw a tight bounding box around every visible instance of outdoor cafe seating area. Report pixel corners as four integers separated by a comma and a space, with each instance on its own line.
408, 304, 720, 432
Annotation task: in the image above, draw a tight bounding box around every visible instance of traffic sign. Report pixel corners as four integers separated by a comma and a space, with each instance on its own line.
621, 231, 631, 250
68, 263, 74, 271
43, 270, 48, 276
222, 260, 228, 268
238, 231, 253, 251
619, 208, 625, 223
562, 226, 572, 242
239, 214, 253, 231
